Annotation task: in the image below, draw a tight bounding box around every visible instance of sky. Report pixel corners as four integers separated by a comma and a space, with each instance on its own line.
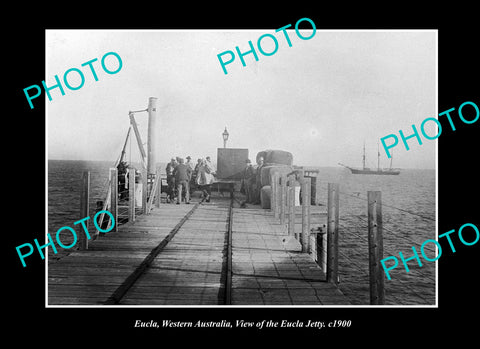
46, 29, 437, 169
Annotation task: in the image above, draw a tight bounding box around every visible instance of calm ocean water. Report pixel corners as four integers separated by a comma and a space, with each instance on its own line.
313, 167, 436, 305
48, 160, 436, 305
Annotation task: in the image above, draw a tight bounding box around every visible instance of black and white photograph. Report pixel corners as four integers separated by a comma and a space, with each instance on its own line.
8, 8, 478, 342
45, 29, 437, 306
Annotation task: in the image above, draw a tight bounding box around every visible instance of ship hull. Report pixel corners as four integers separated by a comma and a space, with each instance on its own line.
348, 168, 400, 175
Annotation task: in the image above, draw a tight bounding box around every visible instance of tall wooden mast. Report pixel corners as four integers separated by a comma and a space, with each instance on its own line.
147, 97, 158, 177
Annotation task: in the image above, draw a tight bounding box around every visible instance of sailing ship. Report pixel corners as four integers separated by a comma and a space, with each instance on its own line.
339, 143, 400, 175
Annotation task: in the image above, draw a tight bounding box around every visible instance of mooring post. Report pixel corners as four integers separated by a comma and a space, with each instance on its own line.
301, 177, 311, 253
280, 174, 287, 226
109, 168, 118, 232
288, 175, 295, 237
327, 182, 339, 284
368, 191, 385, 305
128, 167, 136, 222
79, 171, 90, 250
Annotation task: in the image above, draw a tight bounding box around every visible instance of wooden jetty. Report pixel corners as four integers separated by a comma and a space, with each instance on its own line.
231, 206, 349, 305
48, 97, 392, 306
48, 195, 351, 305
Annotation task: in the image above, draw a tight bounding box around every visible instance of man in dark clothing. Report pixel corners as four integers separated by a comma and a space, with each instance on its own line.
173, 158, 192, 204
254, 156, 264, 204
166, 158, 177, 203
185, 156, 195, 200
243, 159, 256, 204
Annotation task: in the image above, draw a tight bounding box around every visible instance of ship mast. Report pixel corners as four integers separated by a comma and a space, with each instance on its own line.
377, 142, 380, 171
363, 141, 366, 170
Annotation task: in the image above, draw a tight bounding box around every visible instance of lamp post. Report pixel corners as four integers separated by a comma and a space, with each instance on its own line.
222, 127, 229, 148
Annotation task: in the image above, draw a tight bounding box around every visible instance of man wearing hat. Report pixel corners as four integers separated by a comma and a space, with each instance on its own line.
185, 156, 194, 178
165, 158, 177, 203
205, 156, 216, 176
173, 158, 192, 204
243, 159, 255, 204
254, 156, 264, 204
185, 156, 194, 199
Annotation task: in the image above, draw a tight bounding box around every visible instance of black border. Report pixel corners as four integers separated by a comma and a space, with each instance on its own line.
8, 6, 479, 342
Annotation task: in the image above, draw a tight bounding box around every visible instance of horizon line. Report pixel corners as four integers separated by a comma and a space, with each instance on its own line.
47, 158, 435, 171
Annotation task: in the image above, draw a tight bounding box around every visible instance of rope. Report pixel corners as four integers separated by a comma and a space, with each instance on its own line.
339, 190, 434, 222
315, 182, 436, 286
317, 183, 435, 222
341, 214, 436, 254
337, 221, 436, 282
380, 202, 435, 222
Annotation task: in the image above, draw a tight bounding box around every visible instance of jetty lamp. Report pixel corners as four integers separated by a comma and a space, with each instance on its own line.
222, 127, 229, 148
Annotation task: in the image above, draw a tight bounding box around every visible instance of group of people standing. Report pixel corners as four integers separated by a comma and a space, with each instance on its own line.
242, 156, 264, 204
165, 156, 216, 204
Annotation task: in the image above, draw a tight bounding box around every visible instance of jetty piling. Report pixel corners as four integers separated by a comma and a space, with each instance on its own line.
326, 183, 340, 285
313, 226, 328, 275
367, 190, 385, 305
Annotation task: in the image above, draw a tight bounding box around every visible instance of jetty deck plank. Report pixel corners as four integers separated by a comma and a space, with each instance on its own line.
231, 207, 349, 305
48, 204, 193, 305
48, 196, 350, 306
120, 203, 228, 305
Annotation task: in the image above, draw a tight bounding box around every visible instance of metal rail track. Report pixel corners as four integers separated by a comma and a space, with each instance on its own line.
219, 195, 234, 305
103, 195, 234, 305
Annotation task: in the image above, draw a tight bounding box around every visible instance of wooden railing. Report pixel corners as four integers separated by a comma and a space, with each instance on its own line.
78, 166, 161, 250
269, 170, 385, 304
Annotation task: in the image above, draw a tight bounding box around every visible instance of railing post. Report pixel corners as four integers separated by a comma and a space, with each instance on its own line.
271, 172, 277, 218
310, 176, 318, 205
79, 171, 90, 250
301, 178, 311, 253
288, 175, 295, 237
275, 173, 281, 219
368, 191, 385, 305
271, 171, 277, 215
278, 172, 282, 216
155, 171, 161, 208
141, 167, 148, 214
320, 228, 328, 274
280, 174, 287, 226
327, 183, 339, 284
109, 168, 118, 232
128, 167, 136, 222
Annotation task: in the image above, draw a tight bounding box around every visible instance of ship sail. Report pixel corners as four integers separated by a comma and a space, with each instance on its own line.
338, 142, 400, 175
